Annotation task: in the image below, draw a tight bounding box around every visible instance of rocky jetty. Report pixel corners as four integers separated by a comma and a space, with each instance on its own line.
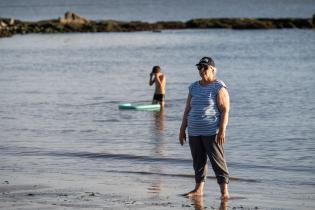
59, 12, 89, 25
1, 12, 314, 38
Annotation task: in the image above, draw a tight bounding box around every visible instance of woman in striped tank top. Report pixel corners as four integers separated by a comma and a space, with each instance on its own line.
179, 57, 230, 200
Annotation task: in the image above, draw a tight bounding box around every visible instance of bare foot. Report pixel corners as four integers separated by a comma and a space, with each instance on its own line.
220, 183, 229, 200
183, 189, 204, 197
220, 193, 230, 200
183, 182, 205, 197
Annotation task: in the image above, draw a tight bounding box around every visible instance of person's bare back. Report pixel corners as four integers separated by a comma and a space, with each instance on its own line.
154, 73, 165, 94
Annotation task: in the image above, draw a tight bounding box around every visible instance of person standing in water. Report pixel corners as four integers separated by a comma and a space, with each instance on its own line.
149, 66, 166, 107
179, 57, 230, 200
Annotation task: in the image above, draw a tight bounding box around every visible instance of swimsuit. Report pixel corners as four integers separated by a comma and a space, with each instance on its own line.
153, 93, 165, 102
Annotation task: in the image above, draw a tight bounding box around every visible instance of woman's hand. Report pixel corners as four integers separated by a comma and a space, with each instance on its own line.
216, 130, 226, 145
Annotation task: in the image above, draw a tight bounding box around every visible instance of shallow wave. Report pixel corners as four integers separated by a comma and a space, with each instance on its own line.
103, 169, 259, 183
2, 146, 315, 186
56, 101, 119, 107
2, 146, 314, 174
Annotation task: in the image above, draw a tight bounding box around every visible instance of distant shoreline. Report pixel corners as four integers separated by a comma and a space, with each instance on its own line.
1, 12, 314, 38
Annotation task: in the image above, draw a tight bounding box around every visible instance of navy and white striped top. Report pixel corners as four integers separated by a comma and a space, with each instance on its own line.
187, 80, 227, 136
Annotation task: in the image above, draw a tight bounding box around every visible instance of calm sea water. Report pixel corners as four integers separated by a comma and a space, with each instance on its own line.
0, 29, 314, 209
1, 0, 315, 21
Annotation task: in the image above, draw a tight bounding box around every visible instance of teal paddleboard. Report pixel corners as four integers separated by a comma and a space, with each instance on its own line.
118, 103, 160, 111
118, 103, 135, 110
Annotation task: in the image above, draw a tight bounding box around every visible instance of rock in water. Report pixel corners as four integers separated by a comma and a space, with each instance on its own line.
59, 11, 89, 24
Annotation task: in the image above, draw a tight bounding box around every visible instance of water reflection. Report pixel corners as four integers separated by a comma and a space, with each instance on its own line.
189, 196, 228, 210
189, 196, 204, 210
154, 108, 165, 131
147, 109, 165, 196
219, 200, 228, 210
152, 109, 165, 155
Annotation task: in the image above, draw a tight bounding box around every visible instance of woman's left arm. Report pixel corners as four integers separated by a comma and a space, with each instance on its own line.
216, 87, 230, 145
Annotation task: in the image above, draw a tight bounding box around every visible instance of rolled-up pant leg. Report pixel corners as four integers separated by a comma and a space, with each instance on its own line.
201, 135, 229, 184
189, 136, 208, 183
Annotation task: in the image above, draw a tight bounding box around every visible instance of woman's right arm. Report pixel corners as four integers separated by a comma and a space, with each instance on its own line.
179, 94, 192, 145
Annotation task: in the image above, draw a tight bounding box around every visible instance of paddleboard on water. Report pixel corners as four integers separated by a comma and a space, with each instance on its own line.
118, 103, 160, 111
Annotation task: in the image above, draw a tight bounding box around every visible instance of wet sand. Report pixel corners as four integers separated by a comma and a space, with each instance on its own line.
0, 171, 266, 210
0, 185, 251, 210
2, 161, 315, 210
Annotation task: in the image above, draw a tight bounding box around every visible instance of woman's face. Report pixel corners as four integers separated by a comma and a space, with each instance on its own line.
197, 65, 213, 79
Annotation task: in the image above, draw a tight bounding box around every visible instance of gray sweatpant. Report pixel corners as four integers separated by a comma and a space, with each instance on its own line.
189, 135, 229, 184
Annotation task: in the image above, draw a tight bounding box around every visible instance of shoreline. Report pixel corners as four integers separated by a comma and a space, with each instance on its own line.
1, 12, 314, 38
2, 170, 314, 210
0, 174, 261, 210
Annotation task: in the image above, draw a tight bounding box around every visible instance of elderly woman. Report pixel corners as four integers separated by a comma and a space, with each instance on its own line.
179, 57, 230, 199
